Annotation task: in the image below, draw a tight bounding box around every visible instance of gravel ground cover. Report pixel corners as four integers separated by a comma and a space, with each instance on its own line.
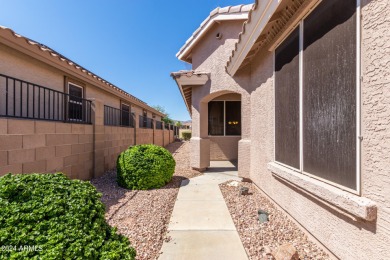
91, 141, 201, 260
219, 181, 330, 260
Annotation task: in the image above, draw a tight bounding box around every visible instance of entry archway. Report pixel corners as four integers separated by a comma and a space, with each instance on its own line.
194, 90, 242, 171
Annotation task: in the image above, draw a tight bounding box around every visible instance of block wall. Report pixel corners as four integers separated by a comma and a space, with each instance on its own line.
0, 118, 94, 180
0, 118, 175, 179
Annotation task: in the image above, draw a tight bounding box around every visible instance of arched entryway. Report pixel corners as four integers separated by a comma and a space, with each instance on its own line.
192, 90, 241, 172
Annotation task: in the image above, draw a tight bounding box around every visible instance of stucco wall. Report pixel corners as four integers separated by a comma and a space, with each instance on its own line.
0, 42, 161, 123
209, 136, 240, 160
0, 43, 64, 92
240, 0, 390, 259
189, 20, 251, 171
185, 0, 390, 258
212, 93, 241, 101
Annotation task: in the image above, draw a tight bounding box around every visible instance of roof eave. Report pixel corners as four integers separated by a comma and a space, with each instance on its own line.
176, 13, 250, 63
171, 72, 210, 116
0, 26, 157, 111
173, 78, 192, 116
226, 0, 282, 76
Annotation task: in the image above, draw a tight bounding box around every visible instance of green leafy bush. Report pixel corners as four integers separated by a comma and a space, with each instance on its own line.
0, 173, 136, 260
117, 144, 175, 190
181, 131, 192, 141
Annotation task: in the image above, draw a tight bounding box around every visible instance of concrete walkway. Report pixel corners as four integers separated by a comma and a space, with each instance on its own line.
159, 161, 248, 260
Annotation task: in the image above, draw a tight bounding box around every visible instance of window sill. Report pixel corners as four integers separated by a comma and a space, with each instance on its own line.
267, 162, 377, 221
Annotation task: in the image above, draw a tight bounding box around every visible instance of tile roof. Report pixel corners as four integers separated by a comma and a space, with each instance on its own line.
226, 0, 259, 73
171, 70, 209, 79
0, 25, 149, 106
226, 0, 311, 75
171, 70, 210, 115
176, 3, 254, 62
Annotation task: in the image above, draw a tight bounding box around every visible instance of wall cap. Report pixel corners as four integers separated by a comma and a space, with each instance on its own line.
268, 162, 377, 221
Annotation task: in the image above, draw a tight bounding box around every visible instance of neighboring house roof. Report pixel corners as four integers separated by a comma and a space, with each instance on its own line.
171, 70, 210, 115
0, 25, 165, 117
226, 0, 319, 75
176, 3, 254, 63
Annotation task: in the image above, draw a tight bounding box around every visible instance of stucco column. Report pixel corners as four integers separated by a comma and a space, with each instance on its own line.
238, 93, 251, 179
90, 98, 105, 178
190, 101, 210, 171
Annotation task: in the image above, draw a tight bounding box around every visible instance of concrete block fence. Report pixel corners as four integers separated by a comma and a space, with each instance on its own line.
0, 99, 175, 179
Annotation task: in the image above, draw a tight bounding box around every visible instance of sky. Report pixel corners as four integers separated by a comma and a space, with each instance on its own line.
0, 0, 253, 121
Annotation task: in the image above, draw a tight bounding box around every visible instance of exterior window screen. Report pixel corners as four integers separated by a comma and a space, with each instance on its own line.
273, 0, 357, 190
208, 101, 224, 135
225, 101, 241, 136
68, 83, 83, 121
303, 0, 356, 189
275, 27, 300, 169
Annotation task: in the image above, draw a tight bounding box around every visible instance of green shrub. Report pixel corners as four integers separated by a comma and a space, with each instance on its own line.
182, 131, 192, 141
0, 173, 136, 260
117, 144, 175, 190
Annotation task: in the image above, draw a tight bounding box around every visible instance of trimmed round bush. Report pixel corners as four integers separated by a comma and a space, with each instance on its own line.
117, 144, 175, 190
0, 173, 136, 260
181, 131, 192, 141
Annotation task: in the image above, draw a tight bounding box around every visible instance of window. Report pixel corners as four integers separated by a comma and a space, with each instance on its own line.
142, 110, 147, 128
274, 0, 358, 191
68, 83, 83, 121
208, 101, 224, 135
208, 101, 241, 136
275, 27, 300, 169
121, 103, 130, 126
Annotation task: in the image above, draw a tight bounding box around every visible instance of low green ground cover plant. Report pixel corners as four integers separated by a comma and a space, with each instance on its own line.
181, 131, 191, 141
0, 173, 136, 260
117, 144, 175, 190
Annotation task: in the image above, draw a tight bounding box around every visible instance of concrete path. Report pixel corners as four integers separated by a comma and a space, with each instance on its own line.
159, 161, 248, 260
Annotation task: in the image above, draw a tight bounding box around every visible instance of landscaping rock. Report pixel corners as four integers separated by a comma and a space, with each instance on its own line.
227, 180, 240, 187
219, 182, 329, 260
258, 209, 269, 223
239, 186, 249, 195
272, 243, 299, 260
91, 141, 201, 260
263, 246, 272, 255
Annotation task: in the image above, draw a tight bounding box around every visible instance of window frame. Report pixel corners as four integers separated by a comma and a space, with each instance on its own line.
208, 100, 241, 137
142, 109, 148, 128
67, 82, 84, 122
120, 102, 131, 127
272, 0, 361, 194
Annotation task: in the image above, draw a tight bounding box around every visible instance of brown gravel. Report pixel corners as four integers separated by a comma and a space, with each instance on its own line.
219, 181, 330, 260
91, 141, 201, 260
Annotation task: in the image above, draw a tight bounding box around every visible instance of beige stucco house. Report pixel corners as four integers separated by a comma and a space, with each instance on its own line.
172, 0, 390, 259
0, 26, 176, 179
